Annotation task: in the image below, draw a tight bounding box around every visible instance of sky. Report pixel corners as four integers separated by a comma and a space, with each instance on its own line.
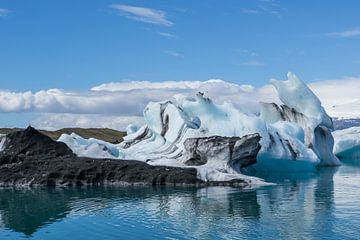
0, 0, 360, 129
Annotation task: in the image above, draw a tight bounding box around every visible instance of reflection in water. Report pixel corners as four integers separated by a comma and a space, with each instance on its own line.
0, 162, 359, 239
340, 157, 360, 168
0, 187, 261, 238
0, 187, 188, 236
0, 188, 71, 235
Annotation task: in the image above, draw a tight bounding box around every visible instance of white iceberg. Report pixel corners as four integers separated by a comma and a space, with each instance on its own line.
57, 133, 122, 159
333, 127, 360, 159
58, 72, 341, 185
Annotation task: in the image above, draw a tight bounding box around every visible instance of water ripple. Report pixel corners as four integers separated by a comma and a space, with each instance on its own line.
0, 160, 359, 239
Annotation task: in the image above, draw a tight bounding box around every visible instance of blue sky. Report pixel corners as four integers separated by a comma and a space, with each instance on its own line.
1, 0, 360, 91
0, 0, 360, 129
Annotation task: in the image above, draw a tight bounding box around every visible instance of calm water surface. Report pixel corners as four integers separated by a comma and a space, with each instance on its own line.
0, 158, 360, 240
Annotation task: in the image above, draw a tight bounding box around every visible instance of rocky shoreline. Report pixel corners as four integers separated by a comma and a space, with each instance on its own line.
0, 127, 250, 187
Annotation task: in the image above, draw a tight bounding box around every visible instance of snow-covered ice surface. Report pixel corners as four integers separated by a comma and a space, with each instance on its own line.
0, 134, 6, 152
58, 72, 341, 186
333, 127, 360, 159
270, 72, 333, 129
57, 133, 121, 159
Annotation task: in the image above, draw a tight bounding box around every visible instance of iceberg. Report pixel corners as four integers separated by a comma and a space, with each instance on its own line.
333, 127, 360, 159
57, 133, 122, 159
57, 72, 340, 185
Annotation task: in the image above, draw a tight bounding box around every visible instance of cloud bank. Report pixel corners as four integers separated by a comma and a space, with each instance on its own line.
0, 76, 359, 130
0, 80, 276, 114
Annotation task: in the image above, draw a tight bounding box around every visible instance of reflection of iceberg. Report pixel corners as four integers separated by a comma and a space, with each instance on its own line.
0, 187, 259, 238
57, 73, 340, 185
0, 189, 71, 236
0, 167, 339, 239
333, 127, 360, 160
254, 167, 337, 239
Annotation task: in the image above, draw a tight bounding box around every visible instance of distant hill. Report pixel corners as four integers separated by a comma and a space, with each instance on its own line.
333, 118, 360, 130
0, 128, 126, 144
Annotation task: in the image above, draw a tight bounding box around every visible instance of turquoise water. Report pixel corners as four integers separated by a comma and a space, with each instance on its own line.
0, 159, 360, 239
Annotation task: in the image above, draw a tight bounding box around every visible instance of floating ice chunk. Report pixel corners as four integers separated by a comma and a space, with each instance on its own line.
333, 127, 360, 159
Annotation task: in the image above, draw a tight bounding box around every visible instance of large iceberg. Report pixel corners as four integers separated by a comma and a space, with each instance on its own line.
333, 127, 360, 159
57, 72, 341, 185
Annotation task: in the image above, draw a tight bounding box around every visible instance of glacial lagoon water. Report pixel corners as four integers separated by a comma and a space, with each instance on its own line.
0, 158, 360, 240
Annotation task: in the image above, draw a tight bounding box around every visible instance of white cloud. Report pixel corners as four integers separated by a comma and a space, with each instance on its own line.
165, 50, 184, 58
158, 32, 175, 39
0, 88, 149, 115
91, 79, 237, 91
241, 9, 258, 14
0, 79, 275, 117
241, 0, 286, 18
240, 60, 265, 66
90, 78, 271, 112
235, 49, 259, 57
258, 5, 282, 18
31, 114, 144, 131
328, 28, 360, 38
0, 8, 10, 17
1, 75, 360, 130
234, 49, 264, 66
110, 4, 173, 26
